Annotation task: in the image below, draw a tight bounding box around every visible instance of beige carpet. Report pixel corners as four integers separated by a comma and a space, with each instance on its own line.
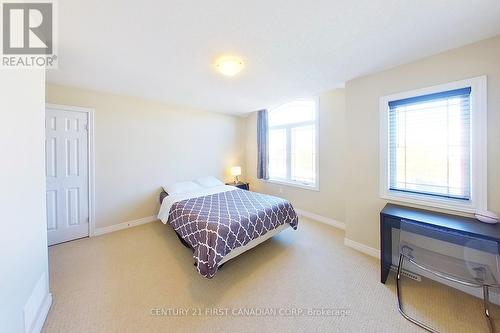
43, 217, 497, 333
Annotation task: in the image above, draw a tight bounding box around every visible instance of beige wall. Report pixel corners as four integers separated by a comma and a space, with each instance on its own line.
46, 84, 245, 229
244, 36, 500, 252
46, 35, 500, 250
1, 69, 49, 332
345, 36, 500, 249
244, 89, 346, 223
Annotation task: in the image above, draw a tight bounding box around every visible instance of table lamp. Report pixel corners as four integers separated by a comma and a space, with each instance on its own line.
230, 166, 242, 184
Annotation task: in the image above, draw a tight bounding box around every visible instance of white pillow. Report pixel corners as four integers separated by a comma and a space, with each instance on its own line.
195, 176, 224, 188
163, 181, 203, 195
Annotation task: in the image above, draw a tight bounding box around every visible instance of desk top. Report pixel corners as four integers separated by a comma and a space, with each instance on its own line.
381, 203, 500, 242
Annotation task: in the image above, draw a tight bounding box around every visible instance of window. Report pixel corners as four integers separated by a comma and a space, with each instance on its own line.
380, 77, 487, 213
268, 99, 318, 189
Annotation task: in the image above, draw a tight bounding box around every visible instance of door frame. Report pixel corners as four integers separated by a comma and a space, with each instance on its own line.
45, 103, 96, 237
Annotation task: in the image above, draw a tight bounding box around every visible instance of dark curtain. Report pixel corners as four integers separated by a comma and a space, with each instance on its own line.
257, 109, 269, 180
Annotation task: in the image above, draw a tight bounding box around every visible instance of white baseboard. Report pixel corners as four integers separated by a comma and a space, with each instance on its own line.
24, 272, 52, 333
94, 215, 158, 236
293, 209, 379, 260
344, 238, 381, 259
295, 208, 345, 230
30, 293, 52, 333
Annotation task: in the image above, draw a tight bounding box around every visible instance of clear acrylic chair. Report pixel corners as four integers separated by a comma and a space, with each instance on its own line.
397, 219, 500, 333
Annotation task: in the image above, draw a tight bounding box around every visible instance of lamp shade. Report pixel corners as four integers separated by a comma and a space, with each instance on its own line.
230, 166, 242, 176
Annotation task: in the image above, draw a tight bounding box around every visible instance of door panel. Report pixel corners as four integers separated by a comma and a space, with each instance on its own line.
45, 137, 57, 177
46, 190, 57, 231
66, 187, 80, 226
46, 107, 89, 245
65, 138, 80, 176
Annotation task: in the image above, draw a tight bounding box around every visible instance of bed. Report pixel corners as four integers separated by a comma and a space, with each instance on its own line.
157, 184, 298, 278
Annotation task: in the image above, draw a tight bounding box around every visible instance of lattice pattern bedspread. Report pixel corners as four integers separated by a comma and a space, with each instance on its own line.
167, 189, 298, 278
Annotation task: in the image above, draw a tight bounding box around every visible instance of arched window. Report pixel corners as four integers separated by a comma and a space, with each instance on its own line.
267, 99, 319, 189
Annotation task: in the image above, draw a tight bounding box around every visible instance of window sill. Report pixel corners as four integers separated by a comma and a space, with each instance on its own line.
380, 190, 479, 214
262, 179, 319, 192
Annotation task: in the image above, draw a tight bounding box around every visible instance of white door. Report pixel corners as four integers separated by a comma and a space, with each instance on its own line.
45, 107, 89, 245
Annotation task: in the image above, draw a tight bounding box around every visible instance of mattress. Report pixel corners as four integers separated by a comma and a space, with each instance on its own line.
157, 185, 298, 278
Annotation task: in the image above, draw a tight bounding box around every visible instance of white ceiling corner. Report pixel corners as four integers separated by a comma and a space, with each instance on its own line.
47, 0, 500, 114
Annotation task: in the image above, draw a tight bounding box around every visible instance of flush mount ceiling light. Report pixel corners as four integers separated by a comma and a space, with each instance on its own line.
215, 56, 244, 77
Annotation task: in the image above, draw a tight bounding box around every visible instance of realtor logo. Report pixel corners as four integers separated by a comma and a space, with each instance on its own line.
1, 0, 57, 67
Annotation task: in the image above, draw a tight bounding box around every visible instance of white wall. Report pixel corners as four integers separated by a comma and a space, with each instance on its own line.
46, 84, 245, 229
0, 69, 50, 332
244, 89, 346, 223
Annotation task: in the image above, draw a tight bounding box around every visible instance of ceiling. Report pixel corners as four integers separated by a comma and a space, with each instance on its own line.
47, 0, 500, 114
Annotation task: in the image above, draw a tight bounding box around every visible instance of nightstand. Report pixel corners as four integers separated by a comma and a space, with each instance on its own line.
226, 182, 250, 190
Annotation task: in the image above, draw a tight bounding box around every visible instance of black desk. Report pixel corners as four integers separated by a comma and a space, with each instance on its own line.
380, 203, 500, 284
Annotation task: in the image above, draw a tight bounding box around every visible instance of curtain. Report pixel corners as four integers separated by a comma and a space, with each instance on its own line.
257, 109, 269, 180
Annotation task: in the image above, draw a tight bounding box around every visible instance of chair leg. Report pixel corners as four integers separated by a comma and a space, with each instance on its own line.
396, 254, 439, 333
483, 285, 495, 333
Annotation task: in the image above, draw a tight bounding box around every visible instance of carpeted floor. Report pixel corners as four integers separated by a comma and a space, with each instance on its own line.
43, 217, 498, 333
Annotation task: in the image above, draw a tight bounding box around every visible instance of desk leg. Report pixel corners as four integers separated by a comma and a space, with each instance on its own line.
380, 214, 393, 284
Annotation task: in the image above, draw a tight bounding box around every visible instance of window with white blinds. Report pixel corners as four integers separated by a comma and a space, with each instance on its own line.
388, 87, 472, 200
268, 99, 318, 188
380, 77, 488, 213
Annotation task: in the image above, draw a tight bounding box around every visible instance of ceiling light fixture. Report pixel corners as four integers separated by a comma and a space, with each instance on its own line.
215, 56, 244, 77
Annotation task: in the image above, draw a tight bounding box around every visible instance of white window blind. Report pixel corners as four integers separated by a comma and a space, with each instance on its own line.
388, 87, 471, 200
268, 100, 317, 187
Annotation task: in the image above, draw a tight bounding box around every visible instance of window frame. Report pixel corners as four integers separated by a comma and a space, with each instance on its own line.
379, 76, 487, 213
265, 98, 320, 191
